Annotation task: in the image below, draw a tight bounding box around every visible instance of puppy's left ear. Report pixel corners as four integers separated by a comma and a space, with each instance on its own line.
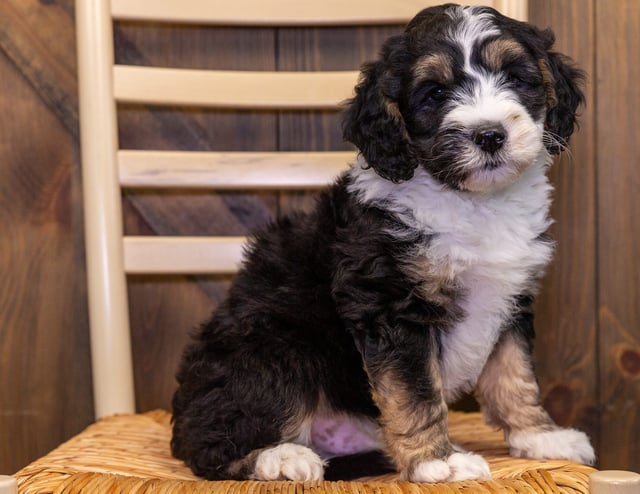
540, 50, 586, 154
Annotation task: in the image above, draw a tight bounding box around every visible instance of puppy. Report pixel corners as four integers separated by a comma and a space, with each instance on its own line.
171, 4, 594, 483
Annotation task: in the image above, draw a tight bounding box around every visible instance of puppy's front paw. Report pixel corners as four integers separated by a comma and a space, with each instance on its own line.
410, 459, 451, 483
509, 428, 596, 465
409, 452, 491, 483
253, 443, 325, 481
446, 452, 491, 481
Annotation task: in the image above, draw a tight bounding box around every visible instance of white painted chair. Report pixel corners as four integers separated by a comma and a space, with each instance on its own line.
15, 1, 629, 492
77, 0, 527, 421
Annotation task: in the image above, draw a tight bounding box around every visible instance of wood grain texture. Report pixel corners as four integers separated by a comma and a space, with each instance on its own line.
0, 33, 92, 475
127, 275, 218, 412
527, 0, 599, 450
0, 0, 78, 134
595, 0, 640, 471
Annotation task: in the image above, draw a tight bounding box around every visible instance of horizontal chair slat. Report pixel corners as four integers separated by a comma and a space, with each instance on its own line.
113, 66, 359, 109
111, 0, 431, 25
118, 150, 354, 189
124, 236, 246, 275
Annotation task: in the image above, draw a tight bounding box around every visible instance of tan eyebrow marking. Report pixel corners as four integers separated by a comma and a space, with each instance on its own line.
413, 53, 454, 85
482, 38, 527, 71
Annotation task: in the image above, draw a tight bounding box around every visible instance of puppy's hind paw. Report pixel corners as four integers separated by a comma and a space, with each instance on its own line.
509, 428, 596, 465
408, 452, 491, 483
253, 443, 326, 481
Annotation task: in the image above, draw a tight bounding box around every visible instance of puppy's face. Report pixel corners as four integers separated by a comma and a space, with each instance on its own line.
343, 5, 585, 192
403, 10, 549, 191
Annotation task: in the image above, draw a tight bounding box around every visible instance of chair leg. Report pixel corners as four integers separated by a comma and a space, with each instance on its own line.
0, 475, 17, 494
589, 470, 640, 493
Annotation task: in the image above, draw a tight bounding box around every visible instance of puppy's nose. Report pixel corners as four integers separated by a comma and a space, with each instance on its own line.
474, 127, 506, 154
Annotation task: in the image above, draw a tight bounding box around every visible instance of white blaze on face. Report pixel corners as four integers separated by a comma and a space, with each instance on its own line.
446, 7, 499, 71
442, 7, 547, 192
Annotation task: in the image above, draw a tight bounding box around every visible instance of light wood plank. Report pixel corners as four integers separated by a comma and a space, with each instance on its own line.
113, 65, 359, 109
112, 0, 526, 25
124, 236, 246, 274
118, 150, 354, 189
112, 0, 438, 25
495, 0, 528, 20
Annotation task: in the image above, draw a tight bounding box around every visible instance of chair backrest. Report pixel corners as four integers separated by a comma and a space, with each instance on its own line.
75, 0, 528, 419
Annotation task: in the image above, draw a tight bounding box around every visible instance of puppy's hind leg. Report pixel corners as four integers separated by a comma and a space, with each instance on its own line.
171, 333, 325, 480
172, 378, 326, 481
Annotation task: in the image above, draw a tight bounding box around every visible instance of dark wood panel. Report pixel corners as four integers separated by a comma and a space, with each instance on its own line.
528, 0, 600, 450
0, 46, 92, 473
595, 0, 640, 471
127, 275, 225, 412
0, 0, 78, 134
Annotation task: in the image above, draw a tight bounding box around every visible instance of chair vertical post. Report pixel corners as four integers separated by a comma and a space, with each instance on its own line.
75, 0, 136, 418
495, 0, 528, 21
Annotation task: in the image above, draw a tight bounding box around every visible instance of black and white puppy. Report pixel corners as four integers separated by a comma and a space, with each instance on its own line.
171, 4, 594, 483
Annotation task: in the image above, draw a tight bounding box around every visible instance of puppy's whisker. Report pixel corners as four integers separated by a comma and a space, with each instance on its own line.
543, 130, 572, 160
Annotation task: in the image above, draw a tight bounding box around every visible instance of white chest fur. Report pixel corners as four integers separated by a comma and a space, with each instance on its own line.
349, 157, 554, 400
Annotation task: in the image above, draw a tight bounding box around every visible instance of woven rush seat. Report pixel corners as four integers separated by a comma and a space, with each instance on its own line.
14, 410, 595, 493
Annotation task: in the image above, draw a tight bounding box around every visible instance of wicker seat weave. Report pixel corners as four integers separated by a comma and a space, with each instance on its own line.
14, 410, 595, 494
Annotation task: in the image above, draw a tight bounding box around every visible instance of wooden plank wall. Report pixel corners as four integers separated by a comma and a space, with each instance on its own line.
595, 0, 640, 469
0, 0, 94, 475
528, 0, 599, 454
1, 0, 638, 476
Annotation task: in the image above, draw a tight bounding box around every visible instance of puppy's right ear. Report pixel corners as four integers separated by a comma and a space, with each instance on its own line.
342, 37, 417, 183
540, 50, 586, 154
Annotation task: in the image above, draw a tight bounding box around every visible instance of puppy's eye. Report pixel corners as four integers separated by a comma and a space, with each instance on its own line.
507, 73, 530, 85
506, 70, 540, 88
424, 85, 449, 103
